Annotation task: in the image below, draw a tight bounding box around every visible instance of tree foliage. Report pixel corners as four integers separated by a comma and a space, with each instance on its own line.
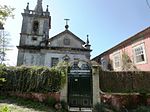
121, 52, 137, 71
53, 61, 68, 88
0, 5, 14, 25
0, 5, 14, 63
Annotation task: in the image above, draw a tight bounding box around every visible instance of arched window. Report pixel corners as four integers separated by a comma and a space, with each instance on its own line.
32, 21, 39, 33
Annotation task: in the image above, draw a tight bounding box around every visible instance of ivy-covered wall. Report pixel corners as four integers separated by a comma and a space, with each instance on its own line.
100, 71, 150, 93
0, 65, 66, 93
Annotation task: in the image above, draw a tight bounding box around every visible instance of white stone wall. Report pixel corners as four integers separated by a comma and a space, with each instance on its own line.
20, 17, 49, 46
21, 49, 89, 67
44, 51, 88, 67
26, 18, 45, 35
50, 33, 84, 48
22, 52, 42, 66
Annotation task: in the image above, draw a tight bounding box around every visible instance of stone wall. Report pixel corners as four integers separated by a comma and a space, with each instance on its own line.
101, 93, 150, 110
10, 92, 60, 102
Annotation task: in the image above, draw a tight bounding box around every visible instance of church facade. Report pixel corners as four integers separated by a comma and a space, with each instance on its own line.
17, 0, 92, 67
16, 1, 102, 111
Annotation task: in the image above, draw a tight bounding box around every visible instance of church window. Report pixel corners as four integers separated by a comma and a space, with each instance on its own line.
32, 21, 39, 33
51, 57, 59, 67
32, 36, 37, 41
74, 58, 79, 61
63, 37, 70, 45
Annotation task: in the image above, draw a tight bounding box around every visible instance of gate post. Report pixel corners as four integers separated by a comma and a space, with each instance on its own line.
92, 61, 101, 106
60, 65, 68, 102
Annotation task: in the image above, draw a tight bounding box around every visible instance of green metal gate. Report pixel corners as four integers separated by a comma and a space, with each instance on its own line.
68, 61, 93, 108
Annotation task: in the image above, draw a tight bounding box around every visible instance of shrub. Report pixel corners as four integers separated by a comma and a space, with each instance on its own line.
54, 102, 62, 110
0, 106, 10, 112
0, 66, 65, 93
131, 105, 150, 112
44, 96, 57, 107
60, 100, 68, 111
93, 102, 116, 112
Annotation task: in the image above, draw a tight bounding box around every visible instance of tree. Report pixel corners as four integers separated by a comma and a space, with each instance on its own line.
0, 5, 14, 64
121, 51, 138, 71
0, 31, 11, 63
107, 59, 113, 71
0, 5, 14, 25
0, 5, 14, 82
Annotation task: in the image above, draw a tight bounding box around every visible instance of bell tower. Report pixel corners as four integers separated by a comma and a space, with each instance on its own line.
17, 0, 51, 66
19, 0, 51, 46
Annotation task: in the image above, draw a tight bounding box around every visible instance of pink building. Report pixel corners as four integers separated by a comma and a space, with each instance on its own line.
92, 27, 150, 71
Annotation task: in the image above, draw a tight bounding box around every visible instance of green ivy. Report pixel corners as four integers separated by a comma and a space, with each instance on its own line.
0, 65, 66, 93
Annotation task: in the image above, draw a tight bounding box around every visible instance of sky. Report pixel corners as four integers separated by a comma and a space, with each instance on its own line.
1, 0, 150, 66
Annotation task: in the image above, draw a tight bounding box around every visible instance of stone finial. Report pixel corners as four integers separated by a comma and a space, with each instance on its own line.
46, 5, 49, 12
35, 0, 43, 14
84, 35, 91, 50
26, 2, 29, 10
86, 35, 89, 45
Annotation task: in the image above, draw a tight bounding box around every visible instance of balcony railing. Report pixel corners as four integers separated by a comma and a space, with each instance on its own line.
24, 9, 50, 16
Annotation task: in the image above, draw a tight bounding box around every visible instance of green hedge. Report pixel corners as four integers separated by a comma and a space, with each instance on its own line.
0, 65, 65, 93
100, 71, 150, 93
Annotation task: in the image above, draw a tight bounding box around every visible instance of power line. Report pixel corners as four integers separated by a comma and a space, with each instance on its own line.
146, 0, 150, 9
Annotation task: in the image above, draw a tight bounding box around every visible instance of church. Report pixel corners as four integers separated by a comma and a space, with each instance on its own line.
16, 1, 102, 111
17, 0, 92, 67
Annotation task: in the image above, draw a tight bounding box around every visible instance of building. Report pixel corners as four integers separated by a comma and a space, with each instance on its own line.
92, 27, 150, 71
16, 1, 102, 110
17, 0, 92, 67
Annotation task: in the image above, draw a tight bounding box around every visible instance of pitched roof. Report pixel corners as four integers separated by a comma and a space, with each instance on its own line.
92, 26, 150, 60
49, 29, 85, 44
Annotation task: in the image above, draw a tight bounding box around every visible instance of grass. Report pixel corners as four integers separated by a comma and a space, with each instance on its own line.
0, 95, 55, 112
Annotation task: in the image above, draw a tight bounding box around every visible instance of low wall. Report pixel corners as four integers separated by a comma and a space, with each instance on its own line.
100, 93, 150, 110
9, 92, 60, 102
100, 71, 150, 93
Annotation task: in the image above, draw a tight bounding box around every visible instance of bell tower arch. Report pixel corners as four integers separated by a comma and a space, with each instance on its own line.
19, 0, 51, 47
17, 0, 51, 66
